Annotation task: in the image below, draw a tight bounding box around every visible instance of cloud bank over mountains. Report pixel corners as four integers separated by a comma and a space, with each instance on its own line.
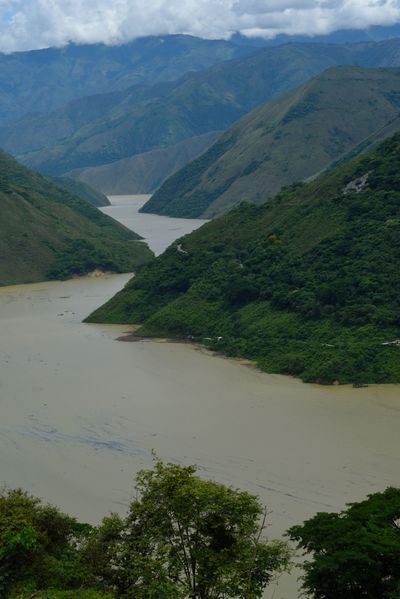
0, 0, 399, 52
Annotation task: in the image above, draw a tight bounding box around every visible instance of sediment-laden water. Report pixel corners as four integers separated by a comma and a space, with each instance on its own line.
1, 196, 398, 598
101, 194, 207, 255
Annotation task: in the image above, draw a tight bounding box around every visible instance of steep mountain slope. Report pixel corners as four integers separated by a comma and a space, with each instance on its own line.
0, 81, 177, 158
0, 35, 249, 124
49, 176, 110, 206
6, 39, 400, 190
1, 38, 335, 169
65, 132, 221, 195
142, 66, 400, 218
88, 133, 400, 384
0, 151, 153, 286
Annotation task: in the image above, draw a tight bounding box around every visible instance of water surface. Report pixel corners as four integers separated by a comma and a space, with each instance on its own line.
1, 198, 399, 598
101, 195, 207, 255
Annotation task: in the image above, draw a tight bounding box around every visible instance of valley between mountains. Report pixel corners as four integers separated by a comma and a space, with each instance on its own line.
1, 25, 400, 599
2, 35, 400, 383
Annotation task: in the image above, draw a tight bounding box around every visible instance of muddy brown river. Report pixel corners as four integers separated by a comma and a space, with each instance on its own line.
1, 196, 399, 598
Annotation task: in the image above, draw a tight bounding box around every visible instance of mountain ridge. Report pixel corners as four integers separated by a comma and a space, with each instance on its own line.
141, 65, 400, 218
49, 176, 110, 206
6, 38, 400, 193
0, 35, 251, 124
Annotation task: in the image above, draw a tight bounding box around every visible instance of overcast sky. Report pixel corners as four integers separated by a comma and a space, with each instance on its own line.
0, 0, 399, 53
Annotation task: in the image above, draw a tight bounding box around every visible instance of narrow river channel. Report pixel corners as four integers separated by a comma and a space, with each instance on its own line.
1, 196, 399, 598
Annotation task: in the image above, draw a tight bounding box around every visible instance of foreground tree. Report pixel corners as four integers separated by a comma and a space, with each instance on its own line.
0, 488, 89, 597
85, 460, 292, 598
288, 487, 400, 599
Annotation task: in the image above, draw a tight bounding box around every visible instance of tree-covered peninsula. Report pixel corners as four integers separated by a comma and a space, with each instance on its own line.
88, 133, 400, 384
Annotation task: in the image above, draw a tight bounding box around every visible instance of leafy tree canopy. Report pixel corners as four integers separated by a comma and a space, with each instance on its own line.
288, 487, 400, 599
0, 488, 90, 597
84, 460, 292, 599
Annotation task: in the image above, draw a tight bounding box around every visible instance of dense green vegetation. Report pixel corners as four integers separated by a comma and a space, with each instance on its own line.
2, 465, 399, 599
87, 461, 291, 599
0, 488, 89, 598
5, 39, 400, 193
89, 134, 400, 384
0, 150, 153, 286
50, 176, 110, 207
289, 488, 400, 598
143, 66, 400, 218
1, 461, 291, 599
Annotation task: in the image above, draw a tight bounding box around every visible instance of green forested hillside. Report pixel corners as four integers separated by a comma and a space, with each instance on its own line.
6, 39, 400, 191
89, 134, 400, 384
0, 151, 153, 286
143, 66, 400, 218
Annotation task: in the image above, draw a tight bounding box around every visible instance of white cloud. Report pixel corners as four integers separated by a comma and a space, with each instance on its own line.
0, 0, 399, 52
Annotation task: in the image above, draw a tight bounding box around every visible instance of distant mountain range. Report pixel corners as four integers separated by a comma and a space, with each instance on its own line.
88, 132, 400, 384
3, 24, 399, 122
143, 65, 400, 217
231, 23, 400, 47
0, 35, 250, 124
5, 38, 400, 196
0, 151, 153, 286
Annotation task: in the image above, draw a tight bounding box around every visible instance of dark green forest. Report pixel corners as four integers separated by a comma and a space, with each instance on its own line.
89, 133, 400, 384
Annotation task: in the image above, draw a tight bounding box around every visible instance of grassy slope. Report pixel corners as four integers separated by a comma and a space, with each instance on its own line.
0, 151, 153, 286
143, 66, 400, 218
50, 176, 110, 206
88, 134, 400, 384
6, 39, 400, 180
65, 132, 221, 195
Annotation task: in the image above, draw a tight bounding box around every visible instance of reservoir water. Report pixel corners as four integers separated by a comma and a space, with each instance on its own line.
101, 194, 208, 255
1, 196, 399, 598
